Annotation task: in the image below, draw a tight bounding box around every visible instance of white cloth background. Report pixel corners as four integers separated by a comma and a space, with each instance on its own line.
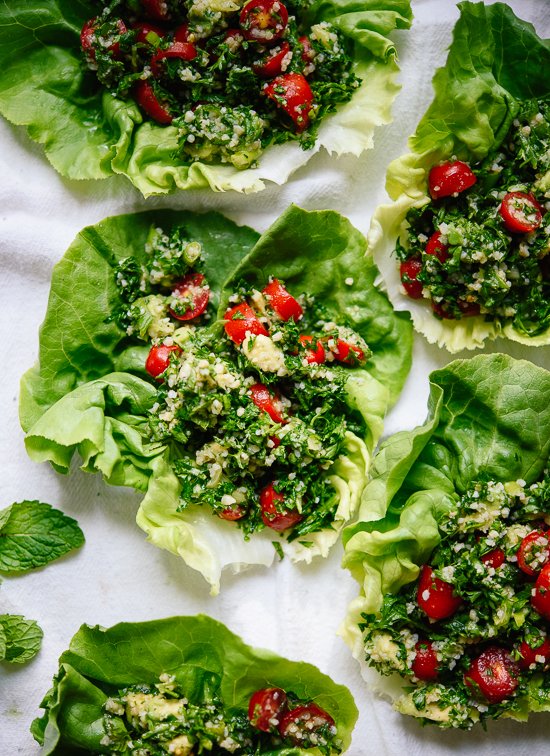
1, 1, 550, 753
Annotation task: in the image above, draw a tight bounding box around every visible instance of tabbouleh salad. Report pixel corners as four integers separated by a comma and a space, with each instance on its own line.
360, 471, 550, 729
81, 0, 360, 167
397, 97, 550, 335
115, 224, 370, 541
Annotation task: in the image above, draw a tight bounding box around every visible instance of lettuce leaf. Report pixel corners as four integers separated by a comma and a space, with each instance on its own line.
0, 0, 411, 195
32, 615, 358, 755
341, 353, 550, 718
369, 1, 550, 352
21, 206, 412, 592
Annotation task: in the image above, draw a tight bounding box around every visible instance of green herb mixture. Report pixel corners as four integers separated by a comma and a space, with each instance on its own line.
84, 0, 359, 168
396, 98, 550, 335
360, 472, 550, 729
115, 224, 369, 541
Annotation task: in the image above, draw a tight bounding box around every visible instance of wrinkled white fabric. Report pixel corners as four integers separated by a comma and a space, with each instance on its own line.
1, 1, 550, 753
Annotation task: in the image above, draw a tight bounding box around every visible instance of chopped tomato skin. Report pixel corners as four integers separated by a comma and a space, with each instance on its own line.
400, 259, 423, 299
518, 638, 550, 670
145, 344, 182, 378
464, 647, 520, 704
249, 383, 286, 424
224, 302, 269, 344
517, 530, 550, 576
134, 80, 173, 123
81, 18, 127, 60
428, 160, 477, 199
262, 279, 303, 321
499, 191, 544, 234
248, 687, 288, 731
150, 41, 197, 76
299, 35, 314, 63
169, 273, 210, 321
411, 640, 439, 681
333, 339, 366, 365
531, 564, 550, 621
141, 0, 172, 21
298, 335, 325, 364
264, 73, 313, 131
425, 231, 449, 263
278, 703, 335, 745
239, 0, 289, 42
260, 483, 302, 531
417, 565, 463, 620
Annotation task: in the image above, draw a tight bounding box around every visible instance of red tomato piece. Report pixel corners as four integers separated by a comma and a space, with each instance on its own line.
168, 273, 210, 321
464, 647, 520, 704
333, 339, 366, 366
150, 41, 197, 76
417, 565, 462, 621
428, 160, 477, 199
517, 530, 550, 576
399, 259, 423, 299
145, 344, 182, 378
411, 640, 439, 681
481, 548, 505, 569
298, 335, 325, 364
299, 35, 315, 63
224, 302, 268, 344
218, 504, 247, 521
431, 299, 480, 320
134, 80, 173, 124
278, 703, 335, 746
174, 24, 190, 43
262, 279, 303, 321
499, 191, 544, 234
260, 483, 302, 531
531, 564, 550, 621
133, 21, 166, 44
141, 0, 171, 21
250, 383, 286, 424
264, 73, 313, 131
253, 41, 291, 78
81, 17, 127, 60
269, 435, 281, 449
248, 687, 288, 731
425, 231, 449, 263
518, 638, 550, 670
239, 0, 289, 43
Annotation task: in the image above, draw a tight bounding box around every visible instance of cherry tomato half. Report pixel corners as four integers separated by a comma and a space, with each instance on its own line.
333, 339, 366, 366
262, 279, 303, 321
248, 687, 288, 731
239, 0, 289, 43
431, 299, 480, 320
417, 565, 462, 621
481, 548, 506, 569
141, 0, 172, 21
264, 73, 313, 131
411, 640, 439, 681
518, 638, 550, 670
132, 21, 166, 45
224, 302, 269, 344
134, 80, 173, 124
218, 504, 247, 521
400, 259, 423, 299
150, 41, 197, 76
299, 35, 315, 63
428, 160, 477, 200
249, 383, 286, 424
145, 344, 182, 378
517, 530, 550, 577
260, 483, 302, 531
168, 273, 210, 320
253, 41, 291, 78
81, 17, 127, 60
464, 647, 520, 704
425, 231, 449, 263
278, 704, 335, 746
531, 563, 550, 621
298, 335, 325, 364
499, 191, 544, 234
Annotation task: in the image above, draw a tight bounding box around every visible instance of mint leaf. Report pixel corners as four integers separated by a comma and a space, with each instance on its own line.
0, 614, 43, 663
0, 501, 84, 574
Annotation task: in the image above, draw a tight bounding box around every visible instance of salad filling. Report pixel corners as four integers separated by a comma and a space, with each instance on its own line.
101, 676, 340, 754
115, 224, 370, 541
396, 98, 550, 336
360, 473, 550, 729
81, 0, 360, 168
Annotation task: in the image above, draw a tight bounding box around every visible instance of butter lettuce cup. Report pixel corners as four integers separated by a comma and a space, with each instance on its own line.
20, 205, 412, 593
32, 614, 358, 754
342, 353, 550, 729
369, 1, 550, 353
0, 0, 411, 195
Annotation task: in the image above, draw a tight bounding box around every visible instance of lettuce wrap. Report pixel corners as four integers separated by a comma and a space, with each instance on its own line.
0, 0, 411, 196
20, 205, 412, 592
32, 614, 358, 754
369, 1, 550, 352
341, 353, 550, 727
